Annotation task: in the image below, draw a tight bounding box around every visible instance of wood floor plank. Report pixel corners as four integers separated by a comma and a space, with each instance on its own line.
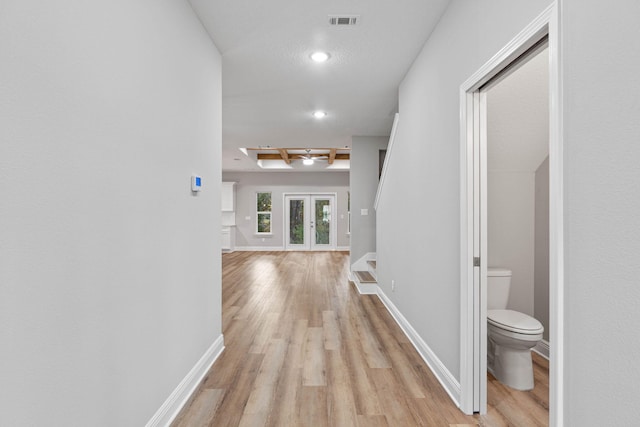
326, 349, 358, 427
341, 297, 384, 416
173, 388, 223, 427
487, 373, 547, 427
302, 327, 326, 386
360, 296, 425, 398
369, 368, 434, 426
171, 251, 548, 427
351, 302, 391, 369
358, 414, 389, 427
322, 310, 341, 351
239, 339, 287, 426
248, 312, 280, 354
206, 353, 264, 427
266, 321, 306, 427
297, 386, 328, 427
222, 305, 240, 330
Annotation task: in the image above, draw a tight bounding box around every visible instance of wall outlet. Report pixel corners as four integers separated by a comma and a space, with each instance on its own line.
391, 280, 395, 292
261, 238, 265, 242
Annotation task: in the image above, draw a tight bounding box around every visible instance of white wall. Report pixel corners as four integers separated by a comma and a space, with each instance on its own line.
486, 47, 549, 319
487, 172, 536, 315
222, 172, 350, 249
351, 136, 389, 264
375, 0, 552, 381
562, 0, 640, 423
0, 1, 222, 425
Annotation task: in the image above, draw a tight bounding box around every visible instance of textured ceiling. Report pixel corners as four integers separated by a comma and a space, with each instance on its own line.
189, 0, 451, 171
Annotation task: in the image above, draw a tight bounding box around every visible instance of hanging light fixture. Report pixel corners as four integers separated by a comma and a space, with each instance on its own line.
302, 149, 314, 165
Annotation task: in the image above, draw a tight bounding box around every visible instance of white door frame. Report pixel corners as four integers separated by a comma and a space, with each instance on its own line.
283, 192, 337, 251
458, 4, 564, 425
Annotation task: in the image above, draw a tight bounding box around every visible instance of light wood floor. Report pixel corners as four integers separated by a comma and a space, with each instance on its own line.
172, 251, 548, 426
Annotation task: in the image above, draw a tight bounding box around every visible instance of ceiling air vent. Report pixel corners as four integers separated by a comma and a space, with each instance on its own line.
328, 15, 359, 26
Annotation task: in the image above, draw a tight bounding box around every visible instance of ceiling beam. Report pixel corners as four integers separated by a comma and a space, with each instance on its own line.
257, 153, 350, 161
328, 148, 337, 164
245, 147, 351, 151
278, 149, 291, 164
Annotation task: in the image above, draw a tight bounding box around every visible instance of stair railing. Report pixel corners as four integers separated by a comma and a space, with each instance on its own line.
374, 113, 399, 211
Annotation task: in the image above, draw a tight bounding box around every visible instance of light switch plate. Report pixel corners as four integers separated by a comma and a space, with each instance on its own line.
191, 175, 202, 192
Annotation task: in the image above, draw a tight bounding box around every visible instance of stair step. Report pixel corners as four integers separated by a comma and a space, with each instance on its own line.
354, 271, 376, 284
367, 260, 377, 270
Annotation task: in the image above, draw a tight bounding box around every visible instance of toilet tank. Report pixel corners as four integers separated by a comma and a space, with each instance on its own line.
487, 268, 512, 310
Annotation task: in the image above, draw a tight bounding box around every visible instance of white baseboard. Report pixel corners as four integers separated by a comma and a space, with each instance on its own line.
234, 246, 285, 251
146, 334, 225, 427
533, 339, 550, 360
376, 288, 461, 406
235, 246, 348, 252
336, 246, 350, 251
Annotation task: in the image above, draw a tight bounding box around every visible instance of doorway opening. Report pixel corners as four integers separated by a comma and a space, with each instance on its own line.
284, 193, 337, 251
484, 42, 550, 420
458, 5, 563, 424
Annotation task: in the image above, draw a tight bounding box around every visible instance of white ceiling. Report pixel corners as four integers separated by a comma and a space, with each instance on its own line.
487, 48, 550, 172
189, 0, 451, 172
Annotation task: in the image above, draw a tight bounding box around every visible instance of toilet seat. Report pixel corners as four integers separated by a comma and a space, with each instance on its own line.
488, 309, 543, 335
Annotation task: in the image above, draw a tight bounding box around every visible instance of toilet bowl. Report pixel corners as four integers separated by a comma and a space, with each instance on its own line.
487, 309, 543, 390
487, 268, 544, 391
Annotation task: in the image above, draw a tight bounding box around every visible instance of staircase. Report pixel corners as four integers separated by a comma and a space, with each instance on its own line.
352, 259, 378, 295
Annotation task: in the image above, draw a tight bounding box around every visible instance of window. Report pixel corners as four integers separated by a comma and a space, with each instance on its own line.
256, 192, 272, 234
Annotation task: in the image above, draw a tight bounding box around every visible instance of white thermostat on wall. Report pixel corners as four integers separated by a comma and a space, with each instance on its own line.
191, 175, 202, 192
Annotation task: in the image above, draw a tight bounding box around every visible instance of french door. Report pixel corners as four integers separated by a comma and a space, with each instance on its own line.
284, 194, 336, 250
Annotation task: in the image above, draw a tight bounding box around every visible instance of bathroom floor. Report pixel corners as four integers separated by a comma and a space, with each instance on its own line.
484, 351, 549, 426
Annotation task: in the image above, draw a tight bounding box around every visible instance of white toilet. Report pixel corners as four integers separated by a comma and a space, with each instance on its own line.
487, 268, 543, 391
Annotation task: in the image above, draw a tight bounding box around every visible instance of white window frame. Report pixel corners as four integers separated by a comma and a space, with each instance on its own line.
256, 191, 272, 235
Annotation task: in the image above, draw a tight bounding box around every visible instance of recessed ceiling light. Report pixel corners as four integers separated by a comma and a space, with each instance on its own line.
310, 51, 330, 63
313, 111, 327, 119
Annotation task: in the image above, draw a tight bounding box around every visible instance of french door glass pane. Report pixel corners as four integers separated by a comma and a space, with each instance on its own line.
315, 199, 330, 245
289, 199, 305, 244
